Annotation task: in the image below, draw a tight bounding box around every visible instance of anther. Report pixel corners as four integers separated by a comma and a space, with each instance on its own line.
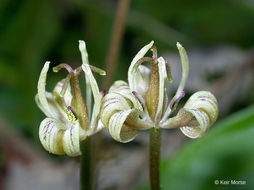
67, 106, 78, 120
132, 91, 145, 111
132, 57, 155, 74
151, 46, 158, 61
170, 91, 185, 110
53, 63, 74, 73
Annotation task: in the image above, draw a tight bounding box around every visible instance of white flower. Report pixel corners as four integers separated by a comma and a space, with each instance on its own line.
35, 41, 105, 156
100, 41, 218, 143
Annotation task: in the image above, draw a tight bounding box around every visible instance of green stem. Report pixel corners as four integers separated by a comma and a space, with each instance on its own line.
80, 137, 93, 190
150, 127, 161, 190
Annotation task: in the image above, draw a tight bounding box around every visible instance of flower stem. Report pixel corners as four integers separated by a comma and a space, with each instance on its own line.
150, 127, 161, 190
103, 0, 131, 90
80, 136, 93, 190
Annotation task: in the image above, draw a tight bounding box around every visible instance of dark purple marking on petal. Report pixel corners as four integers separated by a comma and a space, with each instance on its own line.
171, 91, 185, 109
198, 96, 209, 100
117, 86, 130, 90
70, 124, 75, 147
116, 84, 128, 88
70, 124, 74, 136
110, 84, 127, 91
197, 96, 217, 109
132, 91, 145, 110
104, 97, 118, 103
100, 90, 107, 98
103, 101, 118, 110
67, 106, 78, 120
112, 111, 124, 131
44, 120, 53, 140
103, 98, 118, 109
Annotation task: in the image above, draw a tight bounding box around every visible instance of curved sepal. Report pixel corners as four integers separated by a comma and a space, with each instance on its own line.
180, 90, 218, 138
108, 109, 139, 143
109, 80, 143, 111
100, 92, 131, 126
183, 91, 218, 125
39, 118, 66, 155
161, 91, 218, 138
39, 118, 83, 156
63, 121, 82, 156
179, 108, 210, 138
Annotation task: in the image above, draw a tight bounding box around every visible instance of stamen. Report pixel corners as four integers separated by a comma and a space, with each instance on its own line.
74, 66, 83, 75
161, 91, 185, 123
100, 90, 106, 98
60, 74, 72, 97
151, 46, 158, 60
75, 65, 106, 76
67, 106, 78, 122
132, 57, 155, 74
170, 91, 185, 110
53, 63, 73, 73
132, 91, 145, 110
132, 46, 159, 75
89, 65, 106, 75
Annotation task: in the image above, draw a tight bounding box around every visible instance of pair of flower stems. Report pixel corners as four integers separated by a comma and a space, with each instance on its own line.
36, 40, 218, 189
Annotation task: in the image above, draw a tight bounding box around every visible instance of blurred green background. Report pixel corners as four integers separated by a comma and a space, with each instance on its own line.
0, 0, 254, 189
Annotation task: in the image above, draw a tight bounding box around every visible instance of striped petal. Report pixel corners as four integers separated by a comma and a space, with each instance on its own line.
39, 118, 66, 155
100, 92, 131, 126
161, 91, 218, 138
128, 41, 154, 94
183, 91, 218, 126
63, 121, 82, 156
109, 80, 143, 111
100, 84, 153, 143
179, 108, 210, 138
108, 109, 139, 143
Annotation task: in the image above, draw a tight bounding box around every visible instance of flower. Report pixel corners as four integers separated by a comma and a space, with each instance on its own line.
35, 40, 105, 156
100, 41, 218, 143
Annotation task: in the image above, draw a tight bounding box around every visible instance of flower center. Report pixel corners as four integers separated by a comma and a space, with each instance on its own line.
66, 106, 78, 123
